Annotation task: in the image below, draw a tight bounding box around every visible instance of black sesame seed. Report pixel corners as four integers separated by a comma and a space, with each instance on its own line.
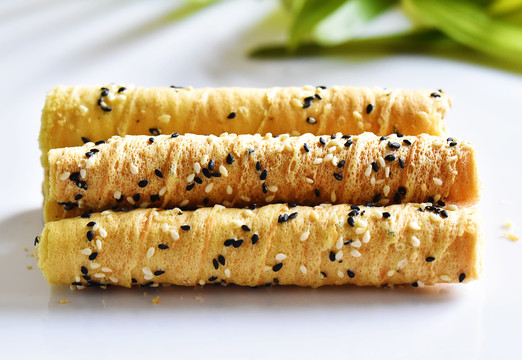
232, 239, 244, 248
437, 200, 446, 207
398, 186, 406, 196
251, 233, 259, 245
403, 139, 412, 146
88, 252, 98, 261
430, 92, 441, 98
333, 173, 343, 181
384, 154, 396, 162
81, 137, 91, 144
260, 169, 267, 181
181, 225, 191, 231
141, 281, 154, 287
227, 112, 237, 119
344, 139, 353, 147
262, 183, 268, 194
154, 270, 165, 276
218, 255, 225, 266
201, 168, 211, 178
131, 278, 137, 283
81, 211, 92, 218
396, 133, 404, 138
158, 244, 169, 250
380, 136, 388, 141
412, 282, 418, 287
117, 87, 126, 93
101, 106, 112, 112
449, 141, 457, 147
373, 193, 381, 203
133, 193, 140, 202
100, 88, 109, 96
398, 158, 405, 169
226, 153, 234, 165
304, 96, 314, 102
186, 183, 195, 191
149, 128, 160, 136
90, 148, 100, 154
314, 189, 320, 197
249, 204, 257, 210
171, 132, 179, 138
69, 172, 80, 181
371, 162, 379, 172
366, 104, 374, 114
393, 192, 401, 203
224, 239, 235, 247
315, 94, 322, 100
150, 194, 160, 202
154, 169, 163, 178
347, 217, 355, 227
57, 201, 77, 211
337, 160, 345, 168
289, 212, 298, 220
273, 263, 283, 272
347, 270, 355, 278
426, 256, 435, 262
85, 151, 94, 158
329, 251, 336, 262
148, 137, 155, 144
75, 194, 83, 201
83, 274, 91, 281
306, 117, 317, 124
388, 141, 401, 149
303, 101, 311, 109
382, 212, 391, 219
194, 177, 202, 184
273, 278, 280, 285
319, 137, 326, 145
86, 230, 94, 241
138, 179, 149, 188
210, 172, 221, 178
208, 276, 218, 282
321, 271, 327, 278
447, 137, 453, 142
81, 266, 88, 274
256, 161, 262, 171
459, 273, 466, 282
348, 210, 359, 217
303, 143, 310, 152
241, 225, 250, 232
34, 236, 39, 246
440, 210, 448, 218
213, 259, 219, 269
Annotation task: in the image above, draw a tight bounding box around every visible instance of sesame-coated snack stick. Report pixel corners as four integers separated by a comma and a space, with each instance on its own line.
45, 132, 479, 222
36, 204, 482, 288
39, 85, 451, 169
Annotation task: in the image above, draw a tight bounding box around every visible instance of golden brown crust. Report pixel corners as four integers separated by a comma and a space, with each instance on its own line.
39, 85, 451, 169
36, 204, 482, 288
45, 133, 479, 222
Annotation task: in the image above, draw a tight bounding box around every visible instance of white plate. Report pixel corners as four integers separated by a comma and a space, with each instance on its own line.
1, 1, 521, 359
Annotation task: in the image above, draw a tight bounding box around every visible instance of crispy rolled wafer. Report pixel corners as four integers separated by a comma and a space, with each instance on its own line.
40, 85, 451, 169
45, 133, 479, 222
35, 203, 482, 288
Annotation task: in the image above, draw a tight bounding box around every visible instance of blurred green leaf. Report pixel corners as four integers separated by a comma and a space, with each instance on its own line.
489, 0, 522, 14
403, 0, 522, 64
288, 0, 349, 51
312, 0, 398, 45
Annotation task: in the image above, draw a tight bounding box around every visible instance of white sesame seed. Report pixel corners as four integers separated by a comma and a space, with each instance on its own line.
144, 274, 154, 281
96, 239, 102, 250
230, 219, 242, 228
336, 236, 343, 249
275, 253, 287, 262
142, 267, 152, 276
411, 236, 421, 247
102, 267, 112, 273
94, 273, 105, 279
409, 222, 421, 230
109, 276, 119, 283
335, 251, 343, 260
385, 167, 390, 178
365, 165, 372, 177
447, 204, 457, 211
355, 228, 364, 235
387, 270, 395, 277
243, 209, 253, 217
300, 265, 307, 275
59, 172, 70, 181
351, 249, 361, 257
268, 185, 278, 192
129, 163, 139, 175
433, 177, 443, 186
383, 185, 390, 196
378, 157, 385, 168
331, 191, 336, 202
309, 211, 318, 221
351, 240, 362, 248
79, 105, 88, 114
193, 162, 201, 174
313, 158, 323, 165
186, 173, 195, 182
353, 111, 362, 120
159, 187, 167, 196
434, 194, 441, 202
161, 223, 169, 232
421, 184, 427, 192
158, 114, 171, 123
223, 200, 232, 207
226, 185, 233, 195
356, 219, 368, 228
291, 98, 302, 108
240, 195, 251, 202
93, 223, 99, 231
398, 259, 408, 268
338, 270, 345, 278
300, 231, 309, 241
75, 275, 80, 282
306, 177, 314, 184
417, 281, 425, 288
219, 165, 228, 177
147, 247, 155, 259
214, 204, 225, 210
327, 146, 336, 153
114, 190, 122, 199
263, 266, 271, 272
433, 140, 443, 147
440, 275, 451, 282
224, 269, 231, 278
448, 155, 458, 162
140, 201, 149, 208
80, 169, 86, 179
198, 279, 205, 286
170, 230, 179, 240
394, 243, 405, 251
324, 153, 333, 162
90, 262, 100, 269
332, 156, 338, 166
430, 213, 442, 223
99, 228, 107, 238
127, 197, 135, 205
84, 157, 95, 169
370, 177, 376, 186
81, 248, 92, 256
179, 199, 189, 207
375, 179, 384, 185
362, 231, 370, 243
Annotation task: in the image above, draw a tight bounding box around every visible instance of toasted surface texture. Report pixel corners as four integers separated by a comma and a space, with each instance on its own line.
45, 133, 479, 221
36, 204, 482, 288
40, 85, 451, 168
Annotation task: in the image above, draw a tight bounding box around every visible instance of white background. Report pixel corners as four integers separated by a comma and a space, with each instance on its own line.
0, 1, 521, 359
